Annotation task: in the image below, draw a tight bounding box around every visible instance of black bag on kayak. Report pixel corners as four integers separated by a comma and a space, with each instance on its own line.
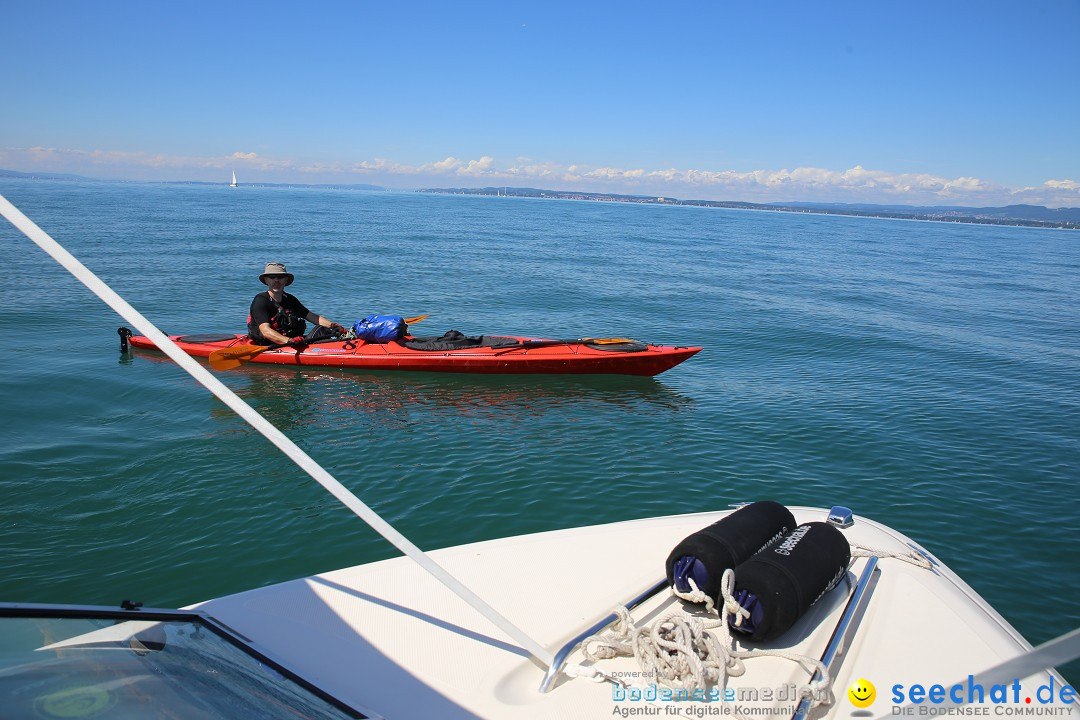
305, 325, 340, 342
401, 330, 520, 352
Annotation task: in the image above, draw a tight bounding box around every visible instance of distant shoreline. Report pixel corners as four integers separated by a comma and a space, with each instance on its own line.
419, 187, 1080, 231
2, 170, 1076, 230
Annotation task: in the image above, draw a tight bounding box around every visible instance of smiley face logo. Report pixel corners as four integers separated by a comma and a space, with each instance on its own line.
848, 679, 876, 708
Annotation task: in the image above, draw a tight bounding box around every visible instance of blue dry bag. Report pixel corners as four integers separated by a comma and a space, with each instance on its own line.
353, 314, 407, 343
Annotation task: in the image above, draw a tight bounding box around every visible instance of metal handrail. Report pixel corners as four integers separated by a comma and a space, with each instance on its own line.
538, 577, 670, 693
792, 556, 881, 720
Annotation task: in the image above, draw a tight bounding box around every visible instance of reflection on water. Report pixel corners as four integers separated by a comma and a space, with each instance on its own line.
238, 366, 695, 422
182, 360, 704, 574
131, 348, 695, 433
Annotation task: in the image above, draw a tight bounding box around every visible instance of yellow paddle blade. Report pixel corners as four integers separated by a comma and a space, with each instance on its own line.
208, 344, 272, 371
208, 355, 246, 371
404, 314, 429, 324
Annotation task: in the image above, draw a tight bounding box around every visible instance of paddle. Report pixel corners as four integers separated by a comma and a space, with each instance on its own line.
209, 341, 305, 371
208, 314, 430, 371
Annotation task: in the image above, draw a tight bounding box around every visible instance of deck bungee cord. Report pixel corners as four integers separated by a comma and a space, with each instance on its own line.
0, 193, 554, 668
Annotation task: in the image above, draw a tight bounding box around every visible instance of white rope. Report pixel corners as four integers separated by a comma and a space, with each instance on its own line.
850, 542, 934, 570
718, 570, 751, 635
671, 576, 717, 614
716, 569, 831, 706
0, 193, 554, 668
578, 569, 831, 707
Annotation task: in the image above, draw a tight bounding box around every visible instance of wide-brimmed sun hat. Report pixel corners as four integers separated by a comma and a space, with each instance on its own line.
259, 262, 294, 286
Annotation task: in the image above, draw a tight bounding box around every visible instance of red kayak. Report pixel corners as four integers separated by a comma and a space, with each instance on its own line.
126, 332, 701, 376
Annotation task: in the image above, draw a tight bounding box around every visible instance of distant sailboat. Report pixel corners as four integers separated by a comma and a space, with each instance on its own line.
229, 171, 238, 188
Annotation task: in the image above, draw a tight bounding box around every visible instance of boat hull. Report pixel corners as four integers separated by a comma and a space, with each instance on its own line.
127, 333, 702, 376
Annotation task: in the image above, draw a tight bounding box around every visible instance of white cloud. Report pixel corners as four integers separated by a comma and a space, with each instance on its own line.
504, 159, 561, 180
459, 156, 494, 175
428, 156, 462, 173
583, 167, 645, 180
1, 145, 1077, 207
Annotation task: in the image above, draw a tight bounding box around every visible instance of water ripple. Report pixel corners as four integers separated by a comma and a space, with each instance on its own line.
2, 181, 1077, 682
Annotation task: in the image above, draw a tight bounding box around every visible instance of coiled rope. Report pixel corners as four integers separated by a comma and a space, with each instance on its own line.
574, 569, 830, 707
570, 546, 936, 706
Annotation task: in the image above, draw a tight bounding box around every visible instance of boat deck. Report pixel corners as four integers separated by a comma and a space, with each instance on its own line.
192, 507, 1071, 719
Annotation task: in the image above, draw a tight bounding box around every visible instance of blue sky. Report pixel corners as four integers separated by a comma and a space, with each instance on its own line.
2, 1, 1078, 206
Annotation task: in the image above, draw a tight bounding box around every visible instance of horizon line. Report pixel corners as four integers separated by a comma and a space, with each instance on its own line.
3, 169, 1076, 230
2, 145, 1078, 210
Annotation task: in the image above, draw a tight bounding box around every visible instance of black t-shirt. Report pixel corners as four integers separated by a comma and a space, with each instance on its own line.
248, 292, 311, 343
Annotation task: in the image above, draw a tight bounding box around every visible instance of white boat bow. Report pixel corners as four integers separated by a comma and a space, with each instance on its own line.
189, 506, 1075, 719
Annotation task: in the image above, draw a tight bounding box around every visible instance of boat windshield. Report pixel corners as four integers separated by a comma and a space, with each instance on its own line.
0, 607, 361, 719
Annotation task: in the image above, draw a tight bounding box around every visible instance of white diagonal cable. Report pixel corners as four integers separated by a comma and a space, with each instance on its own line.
0, 192, 554, 667
878, 626, 1080, 719
964, 627, 1080, 690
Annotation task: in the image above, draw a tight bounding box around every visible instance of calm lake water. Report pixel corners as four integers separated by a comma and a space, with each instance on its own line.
2, 179, 1078, 683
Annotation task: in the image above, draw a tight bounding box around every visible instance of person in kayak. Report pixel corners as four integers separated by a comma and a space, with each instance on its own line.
248, 262, 344, 345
